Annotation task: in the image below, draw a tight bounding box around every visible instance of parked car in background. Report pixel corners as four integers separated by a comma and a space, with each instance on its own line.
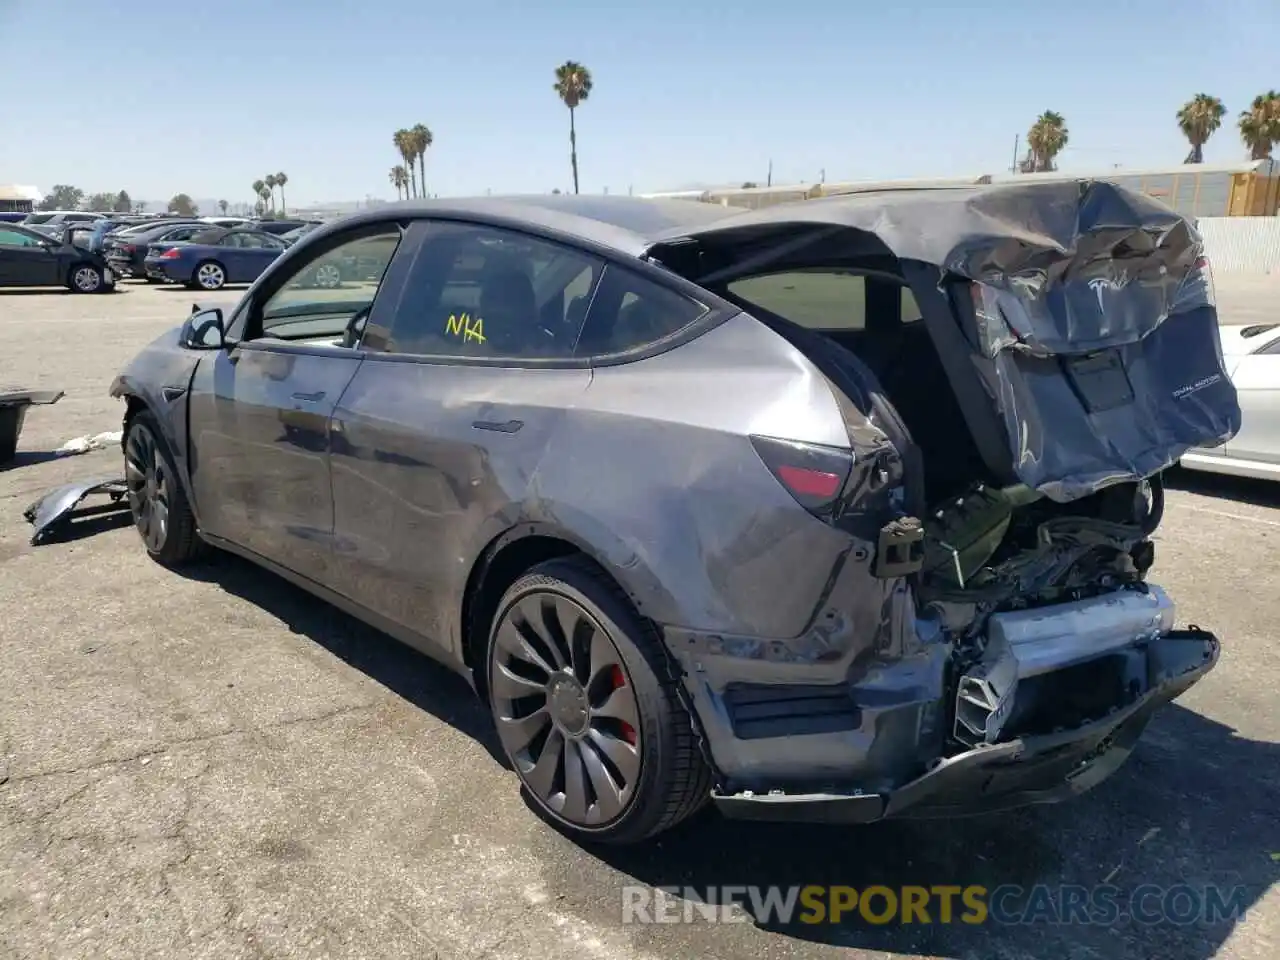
279, 223, 321, 245
143, 226, 288, 289
21, 211, 104, 229
251, 218, 318, 237
201, 217, 252, 228
1180, 322, 1280, 481
109, 187, 1234, 844
0, 222, 116, 292
104, 221, 213, 280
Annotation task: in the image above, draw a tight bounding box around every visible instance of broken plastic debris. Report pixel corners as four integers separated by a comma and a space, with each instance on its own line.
56, 430, 123, 457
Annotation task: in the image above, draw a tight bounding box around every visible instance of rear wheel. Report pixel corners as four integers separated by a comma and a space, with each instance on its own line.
312, 263, 342, 289
68, 264, 104, 293
487, 556, 711, 844
190, 260, 226, 290
124, 411, 203, 566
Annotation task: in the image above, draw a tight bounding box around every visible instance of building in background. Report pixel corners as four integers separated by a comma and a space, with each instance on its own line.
646, 160, 1280, 218
0, 184, 40, 215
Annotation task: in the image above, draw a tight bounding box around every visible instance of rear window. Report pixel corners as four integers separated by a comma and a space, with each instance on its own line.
727, 269, 920, 331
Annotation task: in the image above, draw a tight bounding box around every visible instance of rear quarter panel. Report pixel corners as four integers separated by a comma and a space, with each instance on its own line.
527, 312, 880, 641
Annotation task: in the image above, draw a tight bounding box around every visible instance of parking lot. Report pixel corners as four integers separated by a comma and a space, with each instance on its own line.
1, 281, 1277, 960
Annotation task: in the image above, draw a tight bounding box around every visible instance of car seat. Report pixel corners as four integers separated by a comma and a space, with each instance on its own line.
477, 262, 538, 354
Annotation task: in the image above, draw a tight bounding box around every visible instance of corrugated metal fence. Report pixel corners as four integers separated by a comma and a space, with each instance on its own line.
1198, 217, 1280, 274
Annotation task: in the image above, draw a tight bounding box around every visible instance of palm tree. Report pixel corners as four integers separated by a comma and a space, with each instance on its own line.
264, 174, 279, 214
1021, 111, 1069, 172
389, 165, 409, 200
393, 129, 417, 198
251, 179, 265, 214
218, 199, 229, 215
553, 60, 593, 194
274, 172, 288, 215
1178, 94, 1226, 163
410, 124, 433, 199
1238, 91, 1280, 160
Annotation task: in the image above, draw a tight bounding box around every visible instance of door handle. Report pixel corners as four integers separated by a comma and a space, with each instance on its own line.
291, 390, 326, 402
472, 419, 524, 434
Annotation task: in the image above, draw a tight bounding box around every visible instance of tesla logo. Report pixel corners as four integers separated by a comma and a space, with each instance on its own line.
1088, 277, 1123, 310
444, 312, 487, 345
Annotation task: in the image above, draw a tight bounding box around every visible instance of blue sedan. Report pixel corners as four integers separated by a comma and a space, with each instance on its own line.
144, 227, 288, 290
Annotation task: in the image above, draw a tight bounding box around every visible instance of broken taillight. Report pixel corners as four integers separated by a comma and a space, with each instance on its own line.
749, 435, 852, 517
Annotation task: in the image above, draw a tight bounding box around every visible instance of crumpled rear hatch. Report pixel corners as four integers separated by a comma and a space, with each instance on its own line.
651, 179, 1243, 503
903, 183, 1240, 501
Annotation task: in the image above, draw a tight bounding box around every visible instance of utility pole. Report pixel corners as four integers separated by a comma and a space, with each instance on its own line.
820, 168, 826, 184
1010, 134, 1019, 174
767, 160, 773, 187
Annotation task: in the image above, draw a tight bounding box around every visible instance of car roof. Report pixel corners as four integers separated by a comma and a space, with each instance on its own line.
1219, 323, 1280, 355
327, 195, 746, 259
0, 222, 44, 238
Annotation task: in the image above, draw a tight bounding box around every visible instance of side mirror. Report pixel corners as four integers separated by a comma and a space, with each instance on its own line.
180, 307, 225, 350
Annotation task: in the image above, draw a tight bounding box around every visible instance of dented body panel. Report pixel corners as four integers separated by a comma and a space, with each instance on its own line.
23, 475, 127, 545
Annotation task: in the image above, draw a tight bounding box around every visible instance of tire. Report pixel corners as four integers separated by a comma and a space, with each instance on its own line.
191, 260, 226, 291
123, 410, 204, 567
68, 263, 104, 293
486, 556, 711, 844
312, 262, 343, 289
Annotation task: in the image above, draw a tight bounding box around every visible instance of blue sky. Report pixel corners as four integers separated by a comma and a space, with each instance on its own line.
1, 0, 1276, 207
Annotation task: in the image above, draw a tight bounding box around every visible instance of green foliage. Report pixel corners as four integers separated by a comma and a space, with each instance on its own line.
38, 184, 84, 211
167, 193, 198, 217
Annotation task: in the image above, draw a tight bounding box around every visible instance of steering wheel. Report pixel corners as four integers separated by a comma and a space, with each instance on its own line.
341, 305, 371, 348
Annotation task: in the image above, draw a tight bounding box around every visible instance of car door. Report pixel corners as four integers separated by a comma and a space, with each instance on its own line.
327, 219, 602, 655
1221, 336, 1280, 466
185, 224, 407, 584
209, 232, 251, 281
0, 226, 62, 286
236, 232, 287, 282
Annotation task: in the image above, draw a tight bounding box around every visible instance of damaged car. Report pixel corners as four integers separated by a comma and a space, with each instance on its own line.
107, 185, 1238, 844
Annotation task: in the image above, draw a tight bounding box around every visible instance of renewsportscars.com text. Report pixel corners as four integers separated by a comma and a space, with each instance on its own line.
621, 884, 1251, 927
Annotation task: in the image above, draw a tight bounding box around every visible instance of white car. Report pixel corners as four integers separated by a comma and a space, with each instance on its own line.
1180, 323, 1280, 480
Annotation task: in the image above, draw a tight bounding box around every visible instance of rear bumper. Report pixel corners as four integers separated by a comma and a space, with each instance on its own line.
144, 261, 179, 281
711, 627, 1218, 824
106, 256, 142, 277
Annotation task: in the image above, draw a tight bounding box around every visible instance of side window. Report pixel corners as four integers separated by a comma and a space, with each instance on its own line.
379, 223, 602, 360
241, 233, 282, 249
0, 229, 39, 247
729, 271, 868, 330
727, 269, 921, 330
574, 265, 707, 357
252, 228, 404, 343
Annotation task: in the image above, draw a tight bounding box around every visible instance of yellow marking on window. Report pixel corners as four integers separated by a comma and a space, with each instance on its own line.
444, 313, 487, 345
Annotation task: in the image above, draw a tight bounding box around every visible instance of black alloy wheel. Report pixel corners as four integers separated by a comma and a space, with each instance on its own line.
487, 557, 713, 844
123, 412, 203, 566
491, 589, 643, 828
125, 419, 171, 554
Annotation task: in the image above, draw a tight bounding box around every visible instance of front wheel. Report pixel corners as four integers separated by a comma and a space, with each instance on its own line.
124, 411, 204, 566
487, 556, 712, 844
68, 264, 105, 293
